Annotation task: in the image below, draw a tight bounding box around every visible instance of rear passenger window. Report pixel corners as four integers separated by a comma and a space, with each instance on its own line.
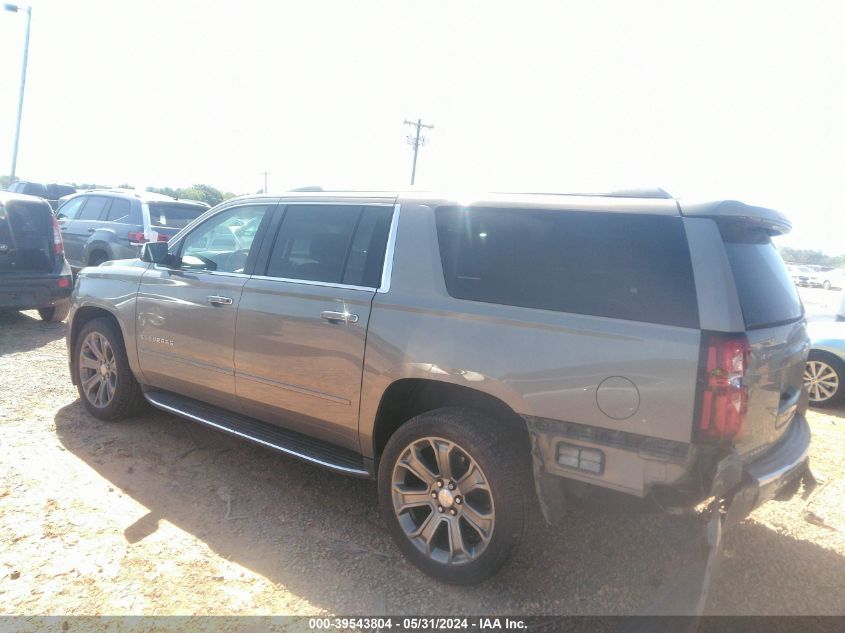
266, 205, 360, 284
435, 207, 699, 328
78, 197, 109, 220
342, 206, 393, 287
105, 198, 132, 222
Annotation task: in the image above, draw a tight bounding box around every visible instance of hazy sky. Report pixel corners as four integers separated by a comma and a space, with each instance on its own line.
0, 1, 843, 252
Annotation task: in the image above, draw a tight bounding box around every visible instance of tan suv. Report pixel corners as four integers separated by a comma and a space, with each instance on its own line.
66, 190, 814, 588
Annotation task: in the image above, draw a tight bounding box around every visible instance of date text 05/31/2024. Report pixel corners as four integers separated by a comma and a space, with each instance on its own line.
308, 618, 528, 630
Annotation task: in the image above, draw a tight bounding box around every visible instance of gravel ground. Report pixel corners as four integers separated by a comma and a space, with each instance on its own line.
0, 295, 843, 619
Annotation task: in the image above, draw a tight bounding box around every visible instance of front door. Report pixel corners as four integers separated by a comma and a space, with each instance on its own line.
135, 202, 275, 410
235, 202, 395, 452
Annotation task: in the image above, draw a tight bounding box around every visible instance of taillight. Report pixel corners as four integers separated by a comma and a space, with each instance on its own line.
128, 231, 148, 246
51, 214, 64, 255
699, 334, 751, 441
157, 233, 169, 242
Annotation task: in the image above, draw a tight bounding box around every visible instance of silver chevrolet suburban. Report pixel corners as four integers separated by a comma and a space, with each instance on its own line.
66, 190, 813, 586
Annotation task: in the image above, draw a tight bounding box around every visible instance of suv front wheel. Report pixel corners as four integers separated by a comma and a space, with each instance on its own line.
378, 407, 530, 584
73, 317, 145, 420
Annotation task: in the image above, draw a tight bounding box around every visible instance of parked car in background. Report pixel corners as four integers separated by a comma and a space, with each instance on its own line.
55, 189, 210, 271
6, 181, 77, 211
0, 192, 73, 321
807, 265, 845, 290
66, 190, 813, 585
805, 322, 845, 406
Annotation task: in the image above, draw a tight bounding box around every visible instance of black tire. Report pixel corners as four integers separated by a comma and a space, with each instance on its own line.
805, 350, 845, 407
73, 317, 145, 420
88, 252, 108, 267
37, 300, 70, 322
378, 407, 531, 584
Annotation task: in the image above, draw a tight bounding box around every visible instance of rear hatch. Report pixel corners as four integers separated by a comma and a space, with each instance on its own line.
685, 201, 808, 461
147, 201, 209, 240
0, 197, 54, 273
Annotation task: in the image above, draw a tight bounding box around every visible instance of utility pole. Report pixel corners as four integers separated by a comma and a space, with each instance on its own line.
4, 3, 32, 183
262, 171, 269, 194
404, 118, 433, 186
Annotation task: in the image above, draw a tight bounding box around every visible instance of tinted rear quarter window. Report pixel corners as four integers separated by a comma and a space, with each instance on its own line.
435, 207, 699, 328
719, 223, 803, 329
105, 198, 133, 222
148, 203, 208, 229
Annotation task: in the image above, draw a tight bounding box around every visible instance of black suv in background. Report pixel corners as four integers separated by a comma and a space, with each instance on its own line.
56, 190, 210, 271
6, 181, 77, 211
0, 192, 73, 321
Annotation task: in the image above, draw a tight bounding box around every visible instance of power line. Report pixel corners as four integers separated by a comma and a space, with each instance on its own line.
403, 118, 433, 186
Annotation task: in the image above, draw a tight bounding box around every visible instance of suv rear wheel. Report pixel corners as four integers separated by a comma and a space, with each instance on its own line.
88, 252, 108, 267
74, 317, 145, 420
378, 407, 529, 584
38, 301, 70, 322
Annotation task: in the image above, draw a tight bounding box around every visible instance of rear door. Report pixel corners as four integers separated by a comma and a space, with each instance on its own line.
234, 201, 395, 452
135, 201, 276, 410
718, 221, 808, 460
60, 195, 109, 267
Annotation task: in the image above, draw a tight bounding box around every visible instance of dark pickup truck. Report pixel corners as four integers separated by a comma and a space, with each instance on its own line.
6, 181, 77, 212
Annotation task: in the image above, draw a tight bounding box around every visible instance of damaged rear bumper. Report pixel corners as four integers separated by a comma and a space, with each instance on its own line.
714, 412, 814, 528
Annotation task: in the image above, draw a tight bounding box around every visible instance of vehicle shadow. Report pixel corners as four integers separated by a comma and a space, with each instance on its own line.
53, 400, 845, 615
0, 310, 66, 355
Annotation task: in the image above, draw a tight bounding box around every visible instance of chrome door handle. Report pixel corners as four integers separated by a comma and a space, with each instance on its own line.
321, 310, 359, 324
207, 295, 233, 306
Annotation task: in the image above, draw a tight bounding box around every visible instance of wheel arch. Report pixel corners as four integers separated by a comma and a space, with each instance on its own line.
370, 378, 530, 464
69, 305, 128, 384
83, 239, 114, 266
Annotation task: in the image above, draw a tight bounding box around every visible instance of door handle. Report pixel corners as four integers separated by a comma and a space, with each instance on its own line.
321, 310, 359, 324
87, 228, 96, 233
207, 295, 233, 306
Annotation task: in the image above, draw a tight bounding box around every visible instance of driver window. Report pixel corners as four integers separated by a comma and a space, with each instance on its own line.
180, 204, 270, 273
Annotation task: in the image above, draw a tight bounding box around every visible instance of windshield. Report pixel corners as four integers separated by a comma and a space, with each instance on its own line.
147, 202, 207, 230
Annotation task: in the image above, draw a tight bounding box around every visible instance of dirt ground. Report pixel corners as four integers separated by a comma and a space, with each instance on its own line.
0, 288, 843, 619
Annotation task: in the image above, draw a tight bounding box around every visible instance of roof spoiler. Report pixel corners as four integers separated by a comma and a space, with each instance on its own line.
678, 199, 792, 235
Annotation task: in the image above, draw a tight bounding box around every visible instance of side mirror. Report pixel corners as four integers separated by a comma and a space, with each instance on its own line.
141, 241, 171, 265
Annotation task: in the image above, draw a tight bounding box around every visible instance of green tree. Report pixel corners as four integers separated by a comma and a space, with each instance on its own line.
146, 183, 238, 207
779, 247, 842, 268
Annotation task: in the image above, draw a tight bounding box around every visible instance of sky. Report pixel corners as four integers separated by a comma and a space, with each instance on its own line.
0, 0, 843, 252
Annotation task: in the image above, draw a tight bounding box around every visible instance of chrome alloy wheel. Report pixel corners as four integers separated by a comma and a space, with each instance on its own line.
805, 359, 840, 403
78, 331, 118, 408
391, 437, 495, 565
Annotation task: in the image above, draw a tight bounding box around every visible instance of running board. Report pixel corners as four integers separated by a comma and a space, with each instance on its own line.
144, 390, 371, 477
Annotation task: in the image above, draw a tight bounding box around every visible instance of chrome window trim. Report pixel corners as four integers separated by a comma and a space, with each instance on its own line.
249, 275, 376, 292
252, 201, 400, 293
377, 203, 401, 294
151, 265, 251, 279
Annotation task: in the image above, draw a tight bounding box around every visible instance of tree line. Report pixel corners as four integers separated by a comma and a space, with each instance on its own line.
779, 247, 845, 269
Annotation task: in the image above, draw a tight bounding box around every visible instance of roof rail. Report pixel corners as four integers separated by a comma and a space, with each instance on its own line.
602, 188, 673, 199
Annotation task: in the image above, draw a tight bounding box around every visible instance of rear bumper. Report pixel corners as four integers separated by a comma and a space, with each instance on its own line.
716, 413, 813, 527
0, 272, 73, 309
